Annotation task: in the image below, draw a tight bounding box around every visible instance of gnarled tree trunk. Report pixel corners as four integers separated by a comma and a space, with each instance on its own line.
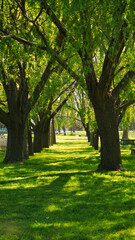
91, 130, 99, 150
42, 119, 50, 148
4, 120, 26, 163
28, 123, 33, 156
23, 123, 29, 159
93, 95, 123, 171
84, 122, 91, 142
52, 118, 56, 144
34, 125, 43, 153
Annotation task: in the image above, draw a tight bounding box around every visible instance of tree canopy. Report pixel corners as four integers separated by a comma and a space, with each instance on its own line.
0, 0, 135, 170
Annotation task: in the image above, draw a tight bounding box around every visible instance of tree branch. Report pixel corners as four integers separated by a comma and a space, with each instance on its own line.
79, 11, 98, 93
56, 115, 82, 122
26, 60, 54, 114
118, 100, 135, 113
99, 28, 125, 92
118, 100, 135, 124
4, 3, 82, 87
42, 0, 82, 58
115, 64, 130, 75
52, 80, 76, 104
0, 31, 47, 51
50, 83, 77, 119
112, 71, 135, 99
0, 108, 9, 126
66, 104, 79, 113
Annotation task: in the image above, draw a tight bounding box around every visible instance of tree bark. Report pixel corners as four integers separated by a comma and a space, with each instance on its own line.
42, 120, 50, 148
52, 118, 56, 144
4, 121, 25, 163
42, 129, 50, 148
93, 94, 124, 171
23, 123, 29, 159
91, 130, 99, 150
122, 127, 128, 139
33, 126, 43, 153
49, 119, 53, 146
84, 122, 91, 142
28, 123, 33, 155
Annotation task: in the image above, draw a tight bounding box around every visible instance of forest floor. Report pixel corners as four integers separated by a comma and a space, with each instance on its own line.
0, 135, 135, 240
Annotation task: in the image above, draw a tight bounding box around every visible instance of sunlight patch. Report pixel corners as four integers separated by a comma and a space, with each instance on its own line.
46, 204, 61, 212
75, 191, 88, 196
63, 176, 80, 192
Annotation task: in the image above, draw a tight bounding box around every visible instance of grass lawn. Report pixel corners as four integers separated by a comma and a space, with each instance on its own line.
0, 135, 135, 240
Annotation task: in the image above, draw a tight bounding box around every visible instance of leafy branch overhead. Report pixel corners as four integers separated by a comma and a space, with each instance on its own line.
0, 0, 135, 169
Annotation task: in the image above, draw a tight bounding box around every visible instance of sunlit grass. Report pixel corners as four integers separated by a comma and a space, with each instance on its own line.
0, 135, 135, 240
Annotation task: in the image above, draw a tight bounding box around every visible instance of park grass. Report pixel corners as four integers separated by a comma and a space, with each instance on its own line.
0, 136, 135, 240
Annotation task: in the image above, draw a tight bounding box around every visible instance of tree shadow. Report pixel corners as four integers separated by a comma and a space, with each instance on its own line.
0, 140, 135, 239
0, 168, 135, 239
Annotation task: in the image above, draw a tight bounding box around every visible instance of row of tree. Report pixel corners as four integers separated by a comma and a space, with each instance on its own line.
0, 0, 135, 170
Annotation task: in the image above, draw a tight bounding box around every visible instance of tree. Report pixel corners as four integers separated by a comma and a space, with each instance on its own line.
0, 0, 63, 163
1, 0, 135, 170
0, 55, 56, 163
66, 88, 91, 141
31, 76, 76, 152
129, 105, 135, 130
120, 105, 135, 139
67, 89, 100, 149
38, 0, 135, 171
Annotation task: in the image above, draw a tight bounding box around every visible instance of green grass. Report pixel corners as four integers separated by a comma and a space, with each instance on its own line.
0, 136, 135, 240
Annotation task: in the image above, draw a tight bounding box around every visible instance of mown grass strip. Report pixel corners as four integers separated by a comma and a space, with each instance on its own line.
0, 136, 135, 240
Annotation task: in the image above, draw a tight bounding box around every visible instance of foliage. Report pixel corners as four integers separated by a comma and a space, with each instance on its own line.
30, 69, 76, 127
64, 87, 98, 132
0, 0, 53, 122
120, 105, 135, 129
0, 0, 135, 169
38, 0, 135, 108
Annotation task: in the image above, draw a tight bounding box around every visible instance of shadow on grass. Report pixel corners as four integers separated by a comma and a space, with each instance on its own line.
0, 171, 135, 240
0, 140, 135, 240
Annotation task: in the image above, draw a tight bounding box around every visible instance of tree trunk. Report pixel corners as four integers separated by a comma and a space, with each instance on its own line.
58, 125, 61, 134
3, 121, 25, 163
42, 121, 50, 148
42, 129, 50, 148
52, 118, 56, 144
93, 95, 124, 171
91, 130, 99, 150
73, 125, 75, 132
34, 127, 42, 153
87, 130, 91, 143
23, 123, 29, 159
62, 126, 66, 135
28, 123, 33, 156
84, 122, 91, 142
122, 127, 128, 139
49, 119, 53, 146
